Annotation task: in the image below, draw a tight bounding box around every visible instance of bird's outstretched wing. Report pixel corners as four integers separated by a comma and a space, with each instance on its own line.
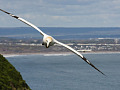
0, 9, 46, 36
0, 9, 105, 76
54, 39, 105, 76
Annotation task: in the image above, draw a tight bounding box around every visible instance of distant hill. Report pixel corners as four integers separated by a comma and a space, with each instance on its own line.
0, 54, 31, 90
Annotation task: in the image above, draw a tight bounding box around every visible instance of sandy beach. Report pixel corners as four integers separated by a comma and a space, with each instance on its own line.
2, 51, 120, 57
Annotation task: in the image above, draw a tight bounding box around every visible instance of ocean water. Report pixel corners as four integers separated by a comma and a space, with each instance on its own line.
1, 27, 120, 39
6, 53, 120, 90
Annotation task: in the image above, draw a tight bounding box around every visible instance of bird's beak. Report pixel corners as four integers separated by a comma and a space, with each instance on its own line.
45, 36, 53, 48
46, 41, 50, 48
47, 42, 50, 48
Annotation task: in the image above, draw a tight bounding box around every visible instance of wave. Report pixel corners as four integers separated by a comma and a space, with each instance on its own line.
4, 55, 21, 57
42, 54, 72, 56
4, 52, 120, 58
3, 53, 72, 58
4, 54, 28, 58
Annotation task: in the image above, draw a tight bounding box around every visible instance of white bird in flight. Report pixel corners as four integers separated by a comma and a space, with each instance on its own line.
0, 9, 105, 75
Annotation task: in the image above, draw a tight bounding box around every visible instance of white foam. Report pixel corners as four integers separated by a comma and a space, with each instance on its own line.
43, 54, 72, 56
3, 53, 72, 58
4, 54, 28, 58
4, 55, 20, 58
4, 52, 119, 58
82, 52, 120, 55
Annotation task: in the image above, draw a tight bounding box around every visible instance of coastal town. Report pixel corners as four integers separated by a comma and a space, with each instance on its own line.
0, 37, 120, 54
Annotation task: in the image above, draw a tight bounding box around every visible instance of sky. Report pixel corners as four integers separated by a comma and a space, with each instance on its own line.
0, 0, 120, 27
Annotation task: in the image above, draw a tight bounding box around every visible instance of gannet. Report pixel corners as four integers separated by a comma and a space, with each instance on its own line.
0, 9, 105, 75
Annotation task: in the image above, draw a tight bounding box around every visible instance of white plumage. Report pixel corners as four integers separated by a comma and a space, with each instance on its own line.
0, 9, 105, 75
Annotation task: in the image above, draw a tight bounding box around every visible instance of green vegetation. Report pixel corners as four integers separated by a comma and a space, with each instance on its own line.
0, 54, 31, 90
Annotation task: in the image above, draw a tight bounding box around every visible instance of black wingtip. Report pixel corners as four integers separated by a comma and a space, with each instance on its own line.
0, 9, 19, 19
99, 70, 106, 76
90, 62, 106, 76
0, 9, 10, 14
82, 56, 106, 76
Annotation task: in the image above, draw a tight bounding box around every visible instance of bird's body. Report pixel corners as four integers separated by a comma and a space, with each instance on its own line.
43, 35, 55, 48
0, 9, 105, 76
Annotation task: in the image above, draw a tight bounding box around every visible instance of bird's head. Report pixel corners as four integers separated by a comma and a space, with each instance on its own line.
43, 36, 54, 48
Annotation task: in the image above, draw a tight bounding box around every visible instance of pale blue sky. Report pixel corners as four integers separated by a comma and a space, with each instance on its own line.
0, 0, 120, 27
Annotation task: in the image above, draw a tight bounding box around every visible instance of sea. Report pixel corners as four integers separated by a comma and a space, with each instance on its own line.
0, 27, 120, 39
5, 53, 120, 90
1, 27, 120, 90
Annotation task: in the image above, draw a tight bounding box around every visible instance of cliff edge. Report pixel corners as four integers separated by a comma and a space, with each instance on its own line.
0, 54, 31, 90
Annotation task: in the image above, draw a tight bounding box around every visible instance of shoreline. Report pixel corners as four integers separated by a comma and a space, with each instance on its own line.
1, 51, 120, 57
